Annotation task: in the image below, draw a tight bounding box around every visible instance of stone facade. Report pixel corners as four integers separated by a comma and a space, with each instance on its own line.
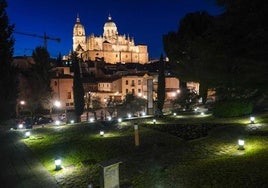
73, 15, 149, 64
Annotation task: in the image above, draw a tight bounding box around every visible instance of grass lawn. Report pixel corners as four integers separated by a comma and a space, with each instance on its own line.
21, 112, 268, 187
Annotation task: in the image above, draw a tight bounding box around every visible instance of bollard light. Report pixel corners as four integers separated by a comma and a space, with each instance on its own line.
89, 118, 94, 122
18, 123, 23, 129
127, 113, 132, 118
250, 116, 255, 124
153, 119, 156, 124
55, 120, 60, 126
107, 116, 112, 121
201, 112, 205, 116
238, 139, 245, 150
100, 130, 104, 136
70, 120, 75, 124
55, 157, 62, 170
25, 131, 30, 138
173, 112, 177, 116
142, 112, 146, 116
118, 118, 122, 123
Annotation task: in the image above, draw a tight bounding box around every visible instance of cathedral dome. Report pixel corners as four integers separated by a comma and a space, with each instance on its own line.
73, 15, 85, 36
104, 15, 117, 28
103, 15, 118, 38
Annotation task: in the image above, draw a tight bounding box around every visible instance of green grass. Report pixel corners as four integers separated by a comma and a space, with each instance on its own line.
22, 112, 268, 187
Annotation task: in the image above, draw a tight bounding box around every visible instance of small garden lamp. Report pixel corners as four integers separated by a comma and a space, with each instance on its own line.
238, 139, 245, 150
25, 131, 30, 138
55, 157, 62, 170
250, 116, 255, 124
118, 118, 122, 123
173, 112, 177, 116
100, 130, 104, 136
70, 120, 75, 124
128, 113, 132, 118
107, 116, 112, 121
153, 119, 156, 124
55, 120, 60, 126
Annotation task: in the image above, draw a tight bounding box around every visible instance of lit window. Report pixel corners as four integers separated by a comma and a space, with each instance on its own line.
67, 92, 71, 99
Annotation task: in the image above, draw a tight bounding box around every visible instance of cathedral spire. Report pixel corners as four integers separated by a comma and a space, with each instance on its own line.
76, 13, 80, 23
108, 13, 112, 21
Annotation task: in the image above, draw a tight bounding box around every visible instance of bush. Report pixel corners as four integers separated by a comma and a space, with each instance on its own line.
213, 100, 253, 117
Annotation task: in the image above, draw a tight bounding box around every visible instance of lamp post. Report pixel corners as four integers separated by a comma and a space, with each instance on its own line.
54, 100, 61, 120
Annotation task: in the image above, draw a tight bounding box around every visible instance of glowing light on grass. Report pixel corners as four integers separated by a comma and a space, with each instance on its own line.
127, 113, 132, 118
100, 130, 104, 136
250, 116, 255, 124
55, 157, 62, 170
107, 116, 112, 121
173, 112, 177, 116
25, 131, 30, 138
70, 120, 74, 124
142, 112, 146, 116
238, 139, 245, 150
200, 112, 205, 116
153, 119, 156, 124
118, 118, 122, 123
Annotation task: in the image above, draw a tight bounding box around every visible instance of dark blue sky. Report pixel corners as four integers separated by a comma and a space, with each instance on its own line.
7, 0, 222, 60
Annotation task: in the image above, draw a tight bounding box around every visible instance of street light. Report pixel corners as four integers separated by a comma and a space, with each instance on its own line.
54, 100, 61, 121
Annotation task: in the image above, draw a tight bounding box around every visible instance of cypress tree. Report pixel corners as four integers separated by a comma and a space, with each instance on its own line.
0, 0, 17, 121
71, 52, 85, 122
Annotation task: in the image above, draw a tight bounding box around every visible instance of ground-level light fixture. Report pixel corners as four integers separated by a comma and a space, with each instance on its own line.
18, 123, 23, 129
55, 120, 60, 126
153, 119, 156, 124
100, 130, 104, 136
238, 139, 245, 150
127, 113, 132, 118
250, 116, 255, 124
25, 131, 30, 138
173, 112, 177, 116
200, 112, 205, 116
107, 116, 112, 121
142, 112, 146, 116
118, 118, 122, 123
89, 118, 94, 122
70, 120, 74, 124
55, 157, 62, 170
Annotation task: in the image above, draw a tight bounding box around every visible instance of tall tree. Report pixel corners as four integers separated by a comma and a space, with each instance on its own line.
163, 11, 216, 103
156, 54, 165, 115
164, 2, 268, 103
0, 0, 17, 121
71, 52, 85, 122
18, 46, 53, 115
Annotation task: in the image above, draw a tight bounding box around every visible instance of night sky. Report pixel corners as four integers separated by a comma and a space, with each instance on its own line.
7, 0, 222, 59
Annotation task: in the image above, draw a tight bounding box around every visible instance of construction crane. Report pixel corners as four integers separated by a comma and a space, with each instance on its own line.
14, 31, 61, 49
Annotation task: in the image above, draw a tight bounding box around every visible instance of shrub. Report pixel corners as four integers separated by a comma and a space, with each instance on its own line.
213, 100, 253, 117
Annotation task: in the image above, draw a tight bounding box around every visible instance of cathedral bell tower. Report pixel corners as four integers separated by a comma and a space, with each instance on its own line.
73, 14, 86, 52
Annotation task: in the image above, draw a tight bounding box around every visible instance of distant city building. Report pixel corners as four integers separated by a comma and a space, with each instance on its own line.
72, 15, 149, 64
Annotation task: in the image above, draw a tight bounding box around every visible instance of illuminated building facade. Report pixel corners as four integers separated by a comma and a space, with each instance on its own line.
73, 15, 149, 64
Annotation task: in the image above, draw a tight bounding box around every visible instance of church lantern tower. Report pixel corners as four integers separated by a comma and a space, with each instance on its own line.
73, 15, 86, 52
103, 15, 118, 40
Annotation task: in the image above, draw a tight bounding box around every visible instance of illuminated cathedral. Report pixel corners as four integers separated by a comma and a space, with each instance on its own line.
72, 15, 149, 64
